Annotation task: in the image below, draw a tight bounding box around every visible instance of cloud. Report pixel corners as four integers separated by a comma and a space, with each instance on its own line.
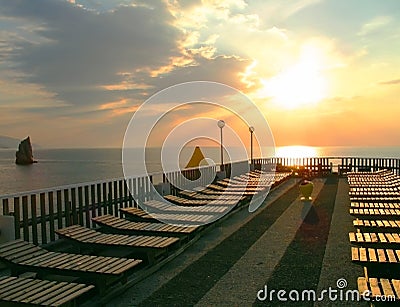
358, 16, 393, 36
0, 0, 182, 104
0, 1, 255, 112
280, 0, 322, 19
378, 78, 400, 85
241, 0, 322, 27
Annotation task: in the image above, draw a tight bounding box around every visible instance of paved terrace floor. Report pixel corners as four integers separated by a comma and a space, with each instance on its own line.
106, 177, 364, 306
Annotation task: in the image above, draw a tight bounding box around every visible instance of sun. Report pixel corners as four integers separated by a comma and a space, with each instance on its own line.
258, 45, 328, 109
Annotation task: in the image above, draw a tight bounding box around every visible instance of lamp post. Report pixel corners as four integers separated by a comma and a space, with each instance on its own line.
249, 126, 254, 165
217, 120, 225, 171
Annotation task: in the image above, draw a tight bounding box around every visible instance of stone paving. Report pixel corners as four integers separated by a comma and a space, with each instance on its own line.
107, 176, 364, 306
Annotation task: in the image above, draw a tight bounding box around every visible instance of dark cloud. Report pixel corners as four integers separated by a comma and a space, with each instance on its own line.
0, 0, 182, 106
0, 0, 252, 124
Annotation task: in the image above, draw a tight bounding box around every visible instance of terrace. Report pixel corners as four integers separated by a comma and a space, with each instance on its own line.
1, 157, 400, 305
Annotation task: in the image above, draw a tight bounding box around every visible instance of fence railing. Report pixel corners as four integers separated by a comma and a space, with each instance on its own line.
254, 157, 400, 176
1, 156, 399, 245
0, 164, 218, 245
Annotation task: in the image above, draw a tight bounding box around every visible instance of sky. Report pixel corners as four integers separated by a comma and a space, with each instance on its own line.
0, 0, 399, 148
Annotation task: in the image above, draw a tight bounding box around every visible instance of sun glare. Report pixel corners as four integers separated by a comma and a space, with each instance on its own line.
259, 45, 328, 109
275, 146, 319, 158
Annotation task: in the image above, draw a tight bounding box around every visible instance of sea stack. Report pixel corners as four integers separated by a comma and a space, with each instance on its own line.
186, 146, 208, 168
15, 136, 36, 165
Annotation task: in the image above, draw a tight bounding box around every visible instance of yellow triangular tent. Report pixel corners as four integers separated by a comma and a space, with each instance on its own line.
185, 146, 208, 168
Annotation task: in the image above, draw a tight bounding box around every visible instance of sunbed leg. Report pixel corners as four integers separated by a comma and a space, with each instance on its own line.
97, 280, 107, 296
120, 274, 128, 285
10, 265, 26, 277
10, 267, 19, 277
147, 253, 156, 265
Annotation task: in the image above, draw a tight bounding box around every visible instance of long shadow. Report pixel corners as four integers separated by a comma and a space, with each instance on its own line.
254, 176, 338, 306
139, 184, 300, 306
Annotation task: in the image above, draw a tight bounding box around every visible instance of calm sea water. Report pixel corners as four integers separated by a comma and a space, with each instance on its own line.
0, 146, 399, 195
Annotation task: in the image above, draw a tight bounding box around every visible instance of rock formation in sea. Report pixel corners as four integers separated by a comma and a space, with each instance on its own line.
186, 146, 208, 168
15, 136, 36, 165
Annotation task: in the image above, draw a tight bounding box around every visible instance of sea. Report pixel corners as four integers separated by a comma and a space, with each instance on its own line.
1, 146, 399, 196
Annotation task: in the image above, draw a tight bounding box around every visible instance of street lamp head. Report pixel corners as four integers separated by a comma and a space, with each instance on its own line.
249, 126, 255, 133
217, 120, 225, 129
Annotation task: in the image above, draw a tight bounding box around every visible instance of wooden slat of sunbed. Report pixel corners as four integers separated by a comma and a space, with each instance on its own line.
369, 278, 381, 297
380, 278, 396, 298
136, 223, 157, 231
0, 277, 94, 306
1, 245, 43, 261
352, 247, 359, 261
142, 236, 168, 247
139, 236, 163, 248
57, 226, 100, 239
369, 233, 378, 243
390, 220, 399, 227
377, 249, 387, 262
144, 200, 230, 213
127, 235, 152, 246
70, 255, 108, 271
101, 233, 132, 244
113, 234, 141, 245
4, 279, 63, 301
0, 240, 38, 256
393, 233, 400, 243
100, 258, 140, 274
360, 247, 368, 262
17, 251, 57, 266
357, 277, 400, 301
92, 214, 197, 234
121, 222, 141, 230
19, 251, 141, 275
76, 257, 125, 273
0, 241, 26, 255
0, 240, 143, 296
382, 220, 389, 227
353, 219, 400, 231
357, 277, 369, 297
37, 253, 75, 268
392, 280, 400, 299
123, 207, 152, 217
39, 253, 81, 268
2, 280, 53, 301
92, 233, 124, 245
32, 283, 91, 306
387, 249, 397, 263
0, 240, 32, 255
378, 233, 388, 243
82, 255, 139, 274
147, 236, 172, 247
124, 235, 149, 247
368, 248, 377, 262
118, 221, 142, 230
56, 225, 179, 250
57, 254, 96, 270
0, 278, 42, 297
95, 215, 131, 227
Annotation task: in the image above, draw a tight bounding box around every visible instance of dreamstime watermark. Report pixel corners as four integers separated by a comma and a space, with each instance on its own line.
257, 278, 396, 302
122, 81, 276, 227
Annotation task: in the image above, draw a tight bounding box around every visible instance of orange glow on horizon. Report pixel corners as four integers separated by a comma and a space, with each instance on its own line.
275, 145, 318, 158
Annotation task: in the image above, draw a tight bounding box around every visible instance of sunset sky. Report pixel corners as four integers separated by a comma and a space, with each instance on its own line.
0, 0, 399, 148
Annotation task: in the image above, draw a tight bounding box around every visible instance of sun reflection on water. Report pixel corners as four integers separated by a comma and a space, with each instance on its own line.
275, 146, 319, 158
